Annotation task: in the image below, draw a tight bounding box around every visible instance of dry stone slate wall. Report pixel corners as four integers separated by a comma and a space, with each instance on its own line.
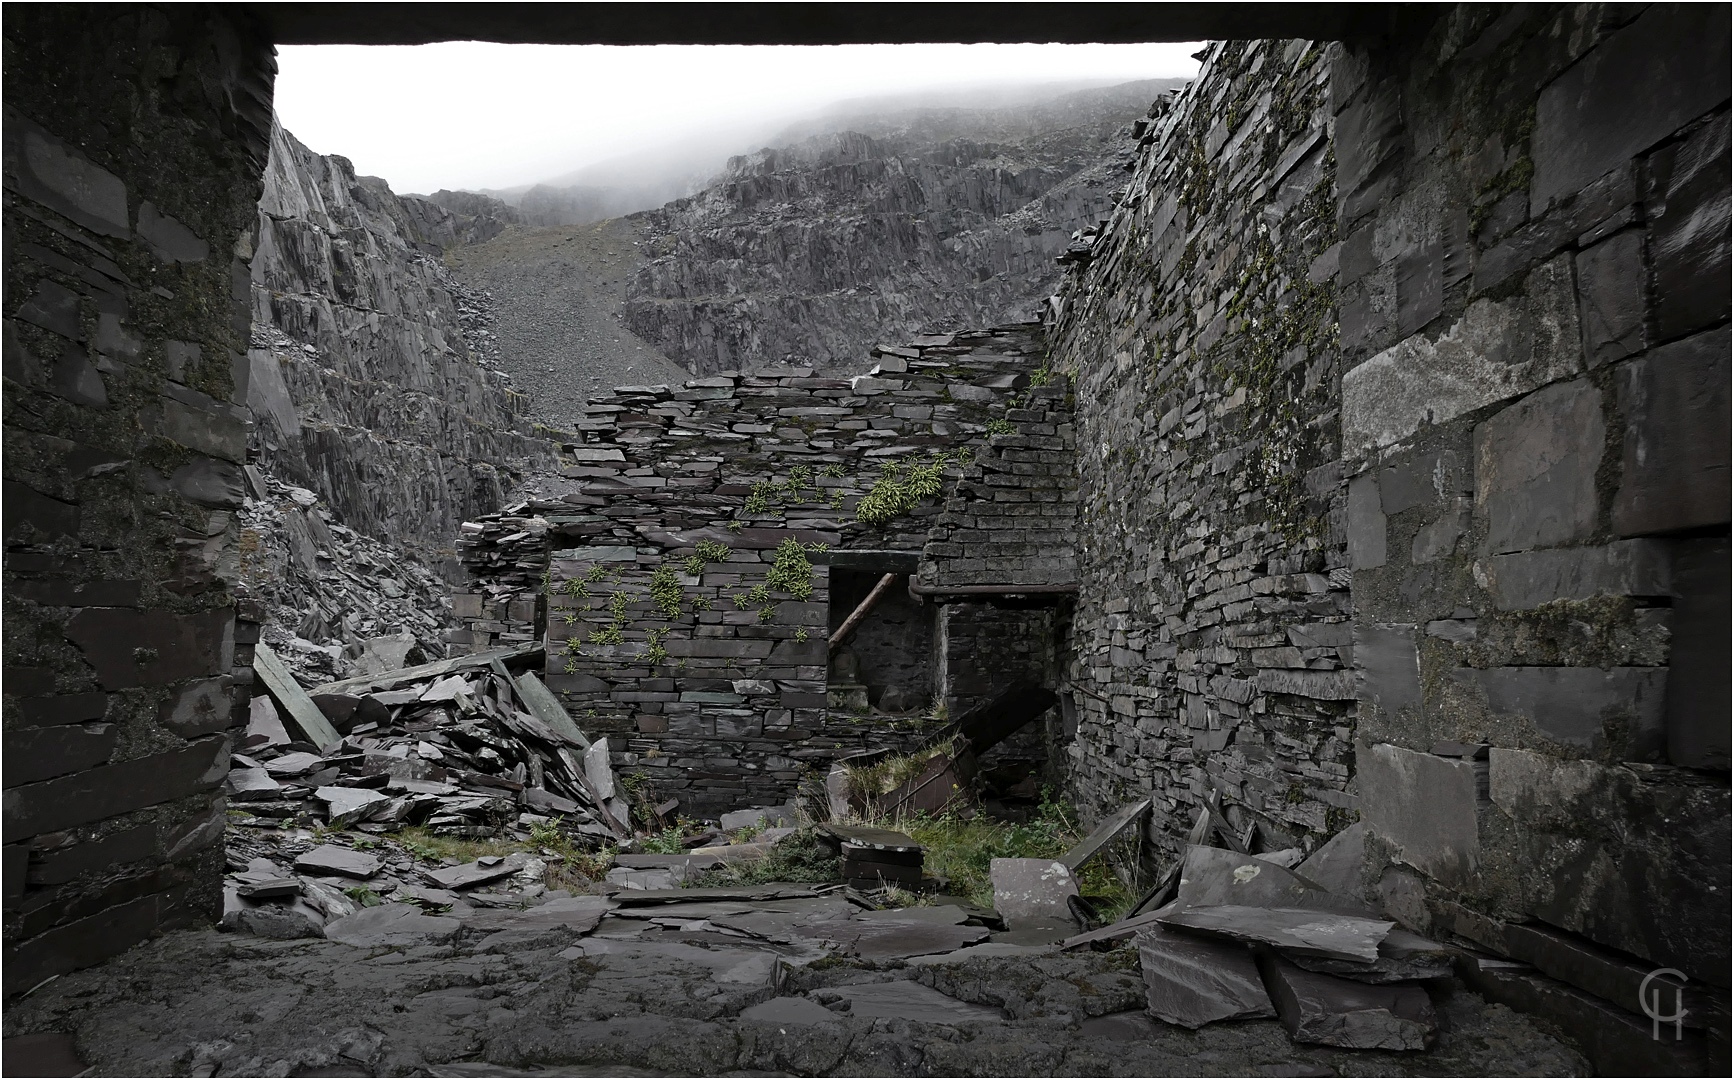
1332, 3, 1729, 987
1045, 40, 1352, 858
1, 6, 275, 993
468, 328, 1055, 816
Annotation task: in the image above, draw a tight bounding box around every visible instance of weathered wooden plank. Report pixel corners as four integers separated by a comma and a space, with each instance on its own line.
956, 682, 1058, 756
309, 644, 542, 697
252, 643, 343, 753
512, 669, 589, 748
1059, 796, 1151, 872
828, 572, 900, 654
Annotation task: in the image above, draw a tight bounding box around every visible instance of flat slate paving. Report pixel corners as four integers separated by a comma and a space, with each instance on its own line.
1, 918, 1588, 1077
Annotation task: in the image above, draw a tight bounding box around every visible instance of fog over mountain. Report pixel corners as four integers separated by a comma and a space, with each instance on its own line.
461, 77, 1188, 228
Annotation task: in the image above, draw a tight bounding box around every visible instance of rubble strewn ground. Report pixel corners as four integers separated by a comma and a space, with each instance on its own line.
6, 912, 1586, 1077
3, 645, 1590, 1076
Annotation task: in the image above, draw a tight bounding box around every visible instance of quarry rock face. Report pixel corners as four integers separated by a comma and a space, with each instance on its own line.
249, 124, 559, 557
620, 81, 1183, 374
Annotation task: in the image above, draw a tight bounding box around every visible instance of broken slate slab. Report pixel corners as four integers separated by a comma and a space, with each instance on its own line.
263, 751, 325, 777
1135, 925, 1275, 1029
1292, 927, 1455, 983
905, 941, 1059, 966
606, 866, 685, 890
719, 805, 797, 832
1174, 845, 1373, 915
253, 642, 343, 752
738, 996, 841, 1026
423, 852, 529, 891
225, 767, 283, 801
817, 981, 1004, 1024
234, 875, 301, 900
324, 903, 465, 948
812, 916, 990, 961
464, 896, 615, 948
1061, 909, 1168, 950
247, 695, 290, 747
294, 844, 383, 880
1258, 951, 1437, 1050
316, 786, 389, 827
1158, 905, 1395, 963
1294, 821, 1367, 901
220, 887, 326, 939
1059, 797, 1151, 872
990, 858, 1079, 922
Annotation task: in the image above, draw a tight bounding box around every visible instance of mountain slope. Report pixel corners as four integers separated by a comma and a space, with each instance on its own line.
248, 124, 558, 560
620, 79, 1184, 373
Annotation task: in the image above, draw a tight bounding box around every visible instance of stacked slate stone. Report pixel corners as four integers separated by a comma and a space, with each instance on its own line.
450, 507, 549, 656
238, 465, 458, 688
1045, 40, 1355, 857
458, 328, 1046, 817
917, 379, 1079, 591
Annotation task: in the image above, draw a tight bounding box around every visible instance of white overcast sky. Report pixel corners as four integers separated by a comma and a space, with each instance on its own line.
273, 42, 1202, 194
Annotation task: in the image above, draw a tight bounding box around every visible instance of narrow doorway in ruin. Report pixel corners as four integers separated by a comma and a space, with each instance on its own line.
824, 569, 932, 717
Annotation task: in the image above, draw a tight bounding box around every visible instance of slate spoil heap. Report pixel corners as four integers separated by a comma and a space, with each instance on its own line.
224, 639, 649, 935
238, 465, 460, 687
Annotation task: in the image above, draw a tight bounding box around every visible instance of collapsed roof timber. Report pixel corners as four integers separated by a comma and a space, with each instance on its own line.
2, 4, 1728, 1077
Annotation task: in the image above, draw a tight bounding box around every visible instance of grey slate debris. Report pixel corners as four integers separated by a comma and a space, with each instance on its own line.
1158, 905, 1395, 963
294, 844, 382, 880
1258, 952, 1438, 1050
1136, 925, 1276, 1029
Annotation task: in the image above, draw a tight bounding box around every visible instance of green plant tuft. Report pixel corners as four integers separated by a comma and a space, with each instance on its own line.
649, 564, 683, 619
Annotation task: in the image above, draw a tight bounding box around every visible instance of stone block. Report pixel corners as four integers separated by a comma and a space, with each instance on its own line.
158, 676, 234, 738
1257, 952, 1435, 1050
1531, 3, 1731, 208
1667, 537, 1731, 769
1504, 920, 1718, 1029
1481, 539, 1673, 610
1488, 747, 1731, 983
15, 692, 107, 728
1296, 821, 1368, 901
3, 480, 79, 541
25, 824, 155, 886
2, 894, 159, 996
1455, 665, 1666, 760
2, 724, 118, 787
1651, 110, 1730, 340
1342, 255, 1581, 456
2, 117, 130, 238
1353, 624, 1420, 722
1346, 472, 1385, 569
1358, 741, 1481, 885
168, 457, 245, 509
990, 858, 1077, 922
65, 606, 233, 689
1474, 379, 1605, 554
1460, 953, 1709, 1077
1394, 242, 1442, 336
1612, 328, 1731, 536
1574, 230, 1647, 367
0, 735, 227, 843
1136, 925, 1274, 1029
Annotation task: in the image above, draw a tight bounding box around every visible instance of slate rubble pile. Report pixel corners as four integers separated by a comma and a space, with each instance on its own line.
1061, 821, 1457, 1052
224, 644, 650, 937
238, 465, 459, 687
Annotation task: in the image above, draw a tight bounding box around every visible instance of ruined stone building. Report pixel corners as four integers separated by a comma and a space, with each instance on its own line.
4, 4, 1728, 1073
